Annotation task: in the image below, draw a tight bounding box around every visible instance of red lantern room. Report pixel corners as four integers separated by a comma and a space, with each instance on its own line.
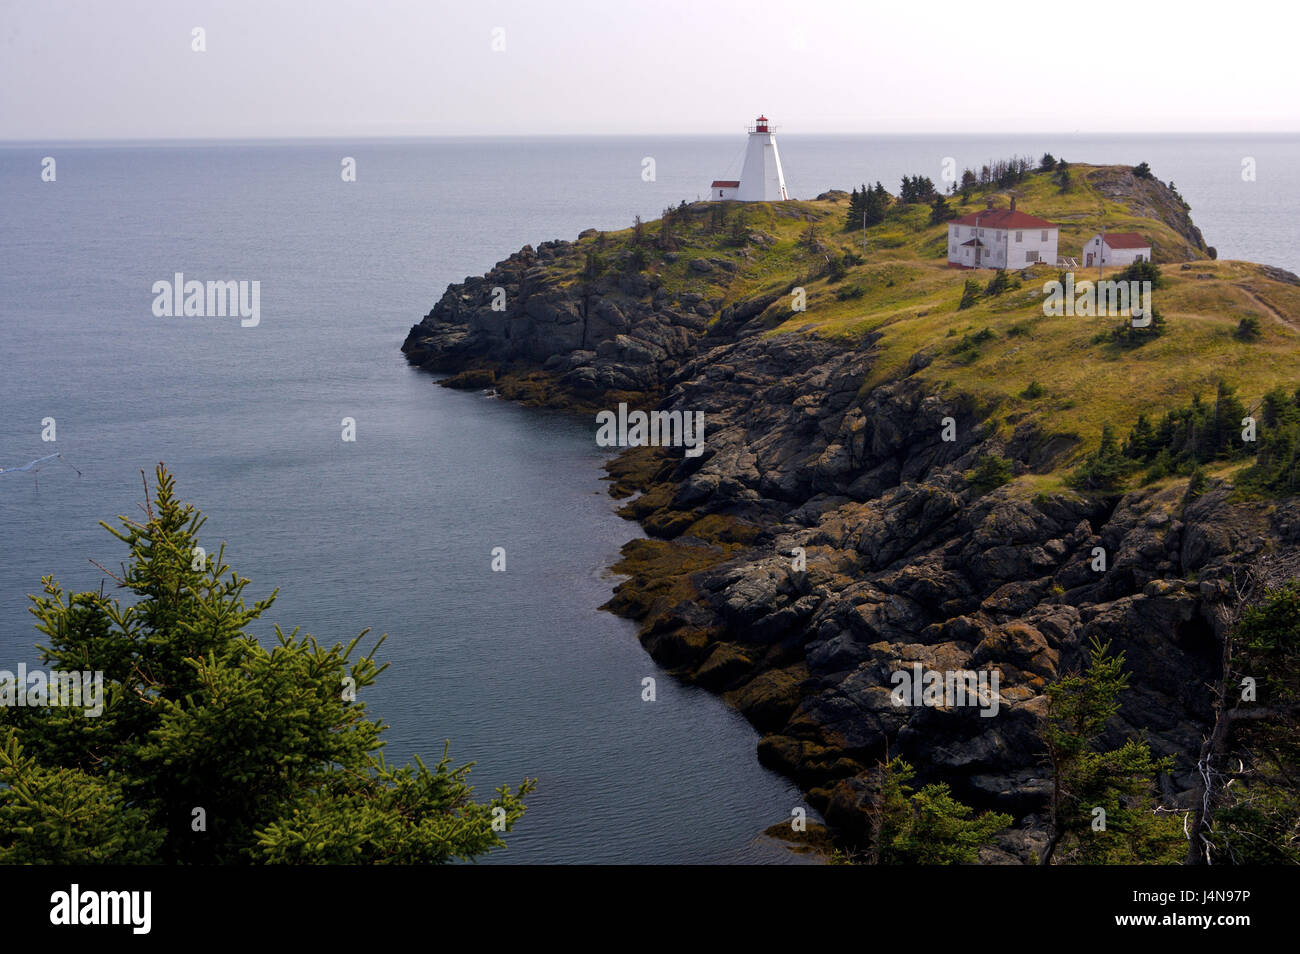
754, 115, 769, 133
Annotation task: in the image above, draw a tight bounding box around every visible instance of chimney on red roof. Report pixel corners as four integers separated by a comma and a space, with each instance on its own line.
1010, 196, 1017, 212
985, 196, 994, 210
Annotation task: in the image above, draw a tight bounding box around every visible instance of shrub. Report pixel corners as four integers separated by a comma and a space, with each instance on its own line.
1113, 259, 1163, 289
984, 269, 1012, 297
866, 758, 1011, 865
1070, 423, 1132, 492
826, 254, 849, 282
1108, 306, 1166, 346
1235, 315, 1263, 341
583, 249, 606, 280
957, 279, 980, 310
951, 327, 995, 357
929, 196, 953, 226
969, 454, 1013, 492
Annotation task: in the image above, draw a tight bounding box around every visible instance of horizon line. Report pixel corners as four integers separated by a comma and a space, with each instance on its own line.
3, 129, 1299, 147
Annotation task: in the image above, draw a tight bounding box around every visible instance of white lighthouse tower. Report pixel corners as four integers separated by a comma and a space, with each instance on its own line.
709, 115, 789, 202
737, 115, 788, 202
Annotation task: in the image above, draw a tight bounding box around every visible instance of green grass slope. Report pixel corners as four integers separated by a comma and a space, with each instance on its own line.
551, 164, 1300, 490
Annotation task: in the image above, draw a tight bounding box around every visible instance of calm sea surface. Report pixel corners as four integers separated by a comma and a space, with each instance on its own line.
1, 134, 1295, 862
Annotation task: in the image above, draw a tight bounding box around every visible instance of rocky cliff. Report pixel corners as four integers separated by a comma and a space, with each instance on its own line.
402, 165, 1300, 860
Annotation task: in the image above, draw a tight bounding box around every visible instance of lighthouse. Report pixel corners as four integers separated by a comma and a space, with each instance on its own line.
708, 115, 789, 202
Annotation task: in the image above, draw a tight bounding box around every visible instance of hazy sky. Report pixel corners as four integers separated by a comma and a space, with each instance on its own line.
2, 0, 1296, 140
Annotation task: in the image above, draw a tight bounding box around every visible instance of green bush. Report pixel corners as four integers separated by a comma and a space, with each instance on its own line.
984, 269, 1012, 297
968, 454, 1013, 492
1070, 423, 1133, 492
867, 758, 1011, 865
957, 279, 980, 310
1108, 305, 1166, 346
950, 327, 995, 359
1113, 259, 1163, 289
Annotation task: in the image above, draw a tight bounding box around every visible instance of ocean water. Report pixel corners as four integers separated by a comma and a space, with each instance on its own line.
0, 134, 1295, 864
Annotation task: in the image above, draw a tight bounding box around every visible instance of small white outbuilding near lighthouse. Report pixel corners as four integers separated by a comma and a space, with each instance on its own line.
709, 115, 789, 202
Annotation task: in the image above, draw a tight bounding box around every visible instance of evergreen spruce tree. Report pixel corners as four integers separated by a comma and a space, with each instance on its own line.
1243, 388, 1300, 493
983, 268, 1011, 297
1039, 638, 1182, 864
957, 278, 980, 311
1123, 413, 1157, 460
846, 185, 866, 231
865, 758, 1011, 865
1070, 423, 1133, 492
1202, 580, 1300, 863
863, 183, 888, 227
959, 169, 977, 203
0, 465, 533, 864
929, 195, 953, 226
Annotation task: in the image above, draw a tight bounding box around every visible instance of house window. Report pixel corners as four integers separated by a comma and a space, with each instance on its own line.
1025, 250, 1038, 263
1041, 230, 1048, 241
979, 228, 985, 237
1016, 231, 1023, 242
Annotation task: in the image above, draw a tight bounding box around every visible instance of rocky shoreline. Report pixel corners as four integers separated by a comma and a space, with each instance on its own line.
402, 177, 1300, 861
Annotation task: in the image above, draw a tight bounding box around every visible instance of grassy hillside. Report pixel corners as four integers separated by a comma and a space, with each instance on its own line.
554, 164, 1300, 490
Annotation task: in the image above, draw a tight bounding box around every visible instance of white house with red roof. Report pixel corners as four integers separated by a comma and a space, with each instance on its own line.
710, 179, 740, 200
947, 197, 1059, 269
708, 115, 788, 202
1083, 232, 1151, 267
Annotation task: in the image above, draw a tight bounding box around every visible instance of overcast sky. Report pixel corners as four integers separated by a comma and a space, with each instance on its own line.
2, 0, 1296, 140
